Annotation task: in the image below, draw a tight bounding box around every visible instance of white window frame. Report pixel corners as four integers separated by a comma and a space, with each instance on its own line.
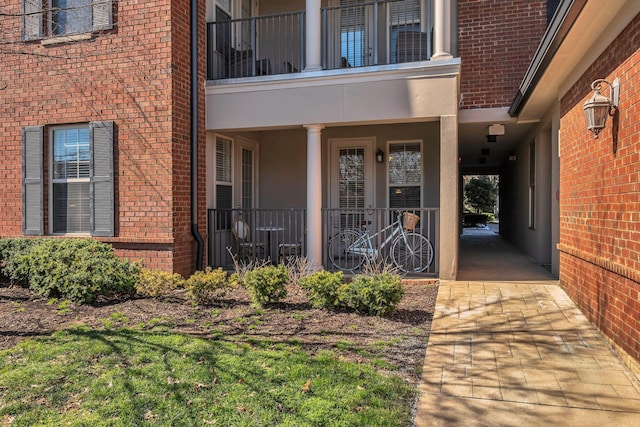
386, 139, 423, 209
215, 134, 234, 208
49, 124, 91, 235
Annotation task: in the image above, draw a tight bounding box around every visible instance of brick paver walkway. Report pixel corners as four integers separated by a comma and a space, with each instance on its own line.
415, 280, 640, 426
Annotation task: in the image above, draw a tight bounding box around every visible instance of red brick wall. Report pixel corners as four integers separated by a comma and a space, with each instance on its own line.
559, 13, 640, 364
0, 1, 206, 275
458, 0, 547, 109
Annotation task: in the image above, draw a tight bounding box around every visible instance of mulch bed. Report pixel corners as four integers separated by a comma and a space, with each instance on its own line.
0, 280, 438, 385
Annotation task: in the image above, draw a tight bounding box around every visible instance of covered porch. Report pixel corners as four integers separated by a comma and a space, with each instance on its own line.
205, 119, 457, 278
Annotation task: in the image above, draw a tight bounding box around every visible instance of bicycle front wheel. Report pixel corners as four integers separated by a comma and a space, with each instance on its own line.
328, 230, 365, 272
391, 232, 434, 273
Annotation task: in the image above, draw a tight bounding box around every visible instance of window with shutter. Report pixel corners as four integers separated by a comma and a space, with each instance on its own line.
388, 141, 422, 209
21, 0, 113, 40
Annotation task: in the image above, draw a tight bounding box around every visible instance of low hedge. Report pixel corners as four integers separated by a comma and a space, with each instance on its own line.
0, 238, 140, 304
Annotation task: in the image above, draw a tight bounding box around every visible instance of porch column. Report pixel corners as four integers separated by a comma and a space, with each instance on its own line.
432, 0, 452, 60
439, 115, 458, 280
305, 0, 322, 71
304, 124, 325, 269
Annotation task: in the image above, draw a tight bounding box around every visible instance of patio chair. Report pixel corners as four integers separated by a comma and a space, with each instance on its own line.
278, 242, 302, 264
232, 219, 266, 261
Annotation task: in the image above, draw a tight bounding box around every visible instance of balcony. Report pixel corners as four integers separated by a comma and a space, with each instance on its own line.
207, 0, 435, 80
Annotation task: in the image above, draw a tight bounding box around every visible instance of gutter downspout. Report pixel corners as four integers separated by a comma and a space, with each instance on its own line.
191, 0, 204, 271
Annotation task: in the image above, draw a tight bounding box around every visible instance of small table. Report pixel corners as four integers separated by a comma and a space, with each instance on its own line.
255, 226, 285, 263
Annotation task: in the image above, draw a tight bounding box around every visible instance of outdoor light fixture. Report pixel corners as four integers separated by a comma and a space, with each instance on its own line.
376, 149, 384, 163
583, 78, 619, 138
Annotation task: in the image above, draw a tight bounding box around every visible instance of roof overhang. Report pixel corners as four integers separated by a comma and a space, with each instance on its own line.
509, 0, 640, 121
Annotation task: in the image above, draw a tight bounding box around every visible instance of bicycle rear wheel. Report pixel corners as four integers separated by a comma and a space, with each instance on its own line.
391, 232, 434, 273
328, 230, 365, 272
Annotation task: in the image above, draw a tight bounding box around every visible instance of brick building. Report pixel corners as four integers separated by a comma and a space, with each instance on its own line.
508, 0, 640, 371
0, 0, 206, 276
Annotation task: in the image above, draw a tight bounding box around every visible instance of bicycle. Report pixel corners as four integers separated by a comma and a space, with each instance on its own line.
327, 211, 434, 273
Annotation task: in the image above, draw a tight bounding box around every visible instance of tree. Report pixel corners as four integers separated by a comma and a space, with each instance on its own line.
464, 176, 497, 214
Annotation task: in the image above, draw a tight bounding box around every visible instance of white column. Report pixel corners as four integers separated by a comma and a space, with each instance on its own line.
304, 124, 325, 269
305, 0, 322, 71
439, 115, 458, 280
432, 0, 452, 60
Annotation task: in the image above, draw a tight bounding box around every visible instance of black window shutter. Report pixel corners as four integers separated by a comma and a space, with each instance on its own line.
22, 126, 44, 235
90, 121, 114, 237
22, 0, 43, 41
92, 0, 113, 31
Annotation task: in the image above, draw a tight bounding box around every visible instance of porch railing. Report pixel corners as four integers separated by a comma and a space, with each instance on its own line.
208, 208, 306, 269
208, 207, 438, 275
322, 208, 439, 275
207, 1, 434, 81
207, 11, 306, 80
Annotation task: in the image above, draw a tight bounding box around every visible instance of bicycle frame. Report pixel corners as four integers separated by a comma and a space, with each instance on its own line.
346, 215, 407, 258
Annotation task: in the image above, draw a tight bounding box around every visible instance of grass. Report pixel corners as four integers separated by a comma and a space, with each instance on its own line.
0, 326, 415, 426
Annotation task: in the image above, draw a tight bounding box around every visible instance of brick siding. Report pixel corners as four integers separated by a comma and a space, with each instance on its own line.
559, 13, 640, 363
458, 0, 548, 109
0, 1, 206, 275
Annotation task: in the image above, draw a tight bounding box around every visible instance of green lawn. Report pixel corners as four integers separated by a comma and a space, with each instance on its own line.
0, 326, 414, 426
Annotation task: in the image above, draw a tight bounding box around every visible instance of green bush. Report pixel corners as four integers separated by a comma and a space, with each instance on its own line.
135, 268, 185, 298
185, 267, 234, 305
0, 238, 41, 285
340, 272, 404, 316
299, 270, 346, 309
463, 213, 489, 227
16, 238, 140, 304
243, 264, 290, 306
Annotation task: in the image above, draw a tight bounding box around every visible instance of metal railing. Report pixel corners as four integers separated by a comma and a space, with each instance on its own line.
206, 1, 435, 80
207, 11, 305, 80
322, 0, 432, 70
322, 207, 439, 275
208, 208, 306, 269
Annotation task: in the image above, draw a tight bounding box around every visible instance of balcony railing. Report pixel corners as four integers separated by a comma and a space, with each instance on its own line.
207, 0, 433, 80
207, 207, 438, 276
322, 0, 431, 70
207, 11, 305, 80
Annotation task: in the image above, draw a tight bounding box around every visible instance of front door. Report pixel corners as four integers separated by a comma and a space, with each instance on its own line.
329, 138, 375, 231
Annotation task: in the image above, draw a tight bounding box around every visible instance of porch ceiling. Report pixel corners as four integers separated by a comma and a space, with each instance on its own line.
457, 109, 535, 173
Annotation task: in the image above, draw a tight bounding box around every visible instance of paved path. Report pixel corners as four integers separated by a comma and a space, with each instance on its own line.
415, 230, 640, 426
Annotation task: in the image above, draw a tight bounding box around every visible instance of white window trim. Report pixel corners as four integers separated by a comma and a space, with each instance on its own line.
386, 139, 423, 209
49, 123, 91, 236
214, 134, 234, 210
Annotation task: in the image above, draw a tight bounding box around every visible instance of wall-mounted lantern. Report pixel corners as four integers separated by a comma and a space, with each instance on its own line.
583, 78, 619, 139
376, 149, 384, 163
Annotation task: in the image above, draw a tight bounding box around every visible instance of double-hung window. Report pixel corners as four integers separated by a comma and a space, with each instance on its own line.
388, 141, 422, 209
215, 136, 233, 230
22, 122, 114, 236
51, 126, 91, 234
22, 0, 113, 41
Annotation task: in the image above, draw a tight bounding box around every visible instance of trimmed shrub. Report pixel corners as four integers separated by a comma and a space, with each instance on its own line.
0, 238, 41, 285
299, 270, 346, 309
463, 213, 489, 227
135, 268, 185, 298
17, 238, 140, 304
243, 264, 290, 306
185, 267, 234, 305
340, 272, 404, 316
